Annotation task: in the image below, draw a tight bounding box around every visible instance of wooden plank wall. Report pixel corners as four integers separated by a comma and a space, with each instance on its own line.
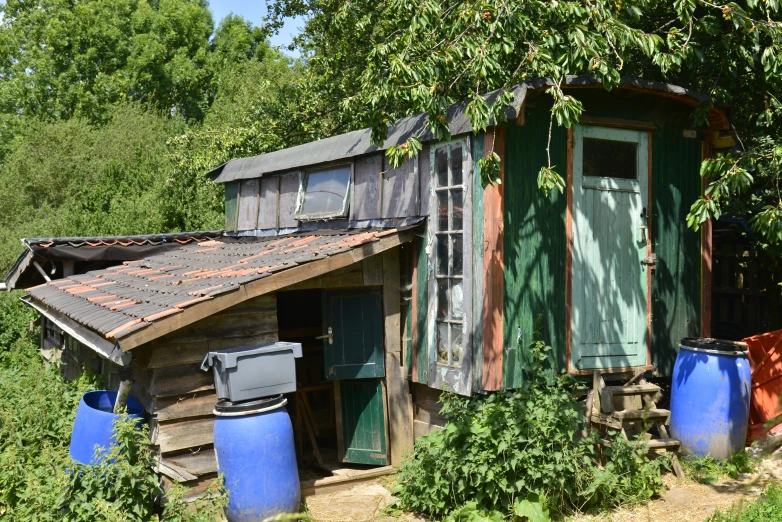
231, 151, 427, 233
411, 383, 445, 439
148, 293, 279, 487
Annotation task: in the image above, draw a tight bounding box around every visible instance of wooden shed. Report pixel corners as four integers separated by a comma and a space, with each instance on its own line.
6, 75, 736, 496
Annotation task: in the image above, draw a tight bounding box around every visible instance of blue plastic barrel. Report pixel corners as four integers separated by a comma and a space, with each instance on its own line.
670, 338, 751, 460
69, 390, 144, 465
214, 395, 300, 522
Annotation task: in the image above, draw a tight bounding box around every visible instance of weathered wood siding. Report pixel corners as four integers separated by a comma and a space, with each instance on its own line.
230, 152, 427, 233
411, 383, 445, 439
149, 293, 279, 484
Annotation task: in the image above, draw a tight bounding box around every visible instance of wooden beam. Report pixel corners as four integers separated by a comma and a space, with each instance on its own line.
701, 140, 713, 338
300, 466, 394, 498
382, 248, 414, 465
482, 127, 505, 391
118, 230, 414, 351
578, 116, 656, 131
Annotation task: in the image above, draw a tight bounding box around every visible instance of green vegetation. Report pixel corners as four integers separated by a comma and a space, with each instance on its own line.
0, 291, 225, 520
707, 484, 782, 522
681, 451, 758, 484
392, 342, 668, 521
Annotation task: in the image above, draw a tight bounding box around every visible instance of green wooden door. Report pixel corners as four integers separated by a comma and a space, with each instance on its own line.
571, 125, 650, 370
322, 289, 385, 379
337, 379, 388, 465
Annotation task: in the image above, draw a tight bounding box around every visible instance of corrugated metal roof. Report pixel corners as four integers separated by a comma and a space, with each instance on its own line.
4, 231, 222, 292
208, 76, 721, 184
24, 228, 408, 341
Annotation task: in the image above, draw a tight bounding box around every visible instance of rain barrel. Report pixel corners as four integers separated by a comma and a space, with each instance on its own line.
69, 390, 144, 465
213, 395, 300, 522
670, 338, 751, 459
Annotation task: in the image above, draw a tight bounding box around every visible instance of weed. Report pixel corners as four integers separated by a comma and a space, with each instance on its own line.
682, 450, 757, 484
0, 292, 227, 520
392, 341, 666, 520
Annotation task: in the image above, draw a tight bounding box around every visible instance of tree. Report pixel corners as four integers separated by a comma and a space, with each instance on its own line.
266, 0, 782, 243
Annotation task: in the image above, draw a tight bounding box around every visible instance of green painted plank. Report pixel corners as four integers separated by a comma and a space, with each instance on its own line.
471, 133, 485, 392
503, 105, 568, 388
224, 181, 239, 232
340, 379, 388, 465
414, 234, 429, 384
323, 289, 385, 379
651, 126, 702, 376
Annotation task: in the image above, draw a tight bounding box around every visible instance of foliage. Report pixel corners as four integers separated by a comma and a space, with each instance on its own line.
392, 341, 666, 519
0, 292, 226, 520
318, 0, 782, 243
706, 483, 782, 522
62, 416, 227, 522
681, 450, 757, 484
0, 105, 181, 271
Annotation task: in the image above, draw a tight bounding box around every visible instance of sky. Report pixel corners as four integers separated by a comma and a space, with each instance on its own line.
208, 0, 304, 57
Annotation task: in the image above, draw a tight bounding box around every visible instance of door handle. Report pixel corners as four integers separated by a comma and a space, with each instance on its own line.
316, 327, 333, 345
640, 225, 648, 243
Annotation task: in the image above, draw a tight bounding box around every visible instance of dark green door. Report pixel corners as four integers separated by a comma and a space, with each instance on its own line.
337, 379, 388, 465
322, 288, 388, 466
322, 289, 385, 379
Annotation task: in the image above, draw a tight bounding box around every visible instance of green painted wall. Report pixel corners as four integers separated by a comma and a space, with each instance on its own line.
502, 92, 703, 387
503, 105, 568, 389
651, 125, 702, 375
224, 181, 239, 232
414, 234, 429, 384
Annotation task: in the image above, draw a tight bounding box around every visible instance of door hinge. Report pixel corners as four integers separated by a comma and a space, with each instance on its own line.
641, 254, 657, 268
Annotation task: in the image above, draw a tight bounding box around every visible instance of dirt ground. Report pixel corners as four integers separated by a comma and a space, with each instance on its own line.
303, 452, 782, 522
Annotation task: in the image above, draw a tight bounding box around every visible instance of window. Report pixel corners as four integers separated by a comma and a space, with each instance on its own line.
583, 137, 637, 179
295, 164, 351, 219
433, 143, 465, 367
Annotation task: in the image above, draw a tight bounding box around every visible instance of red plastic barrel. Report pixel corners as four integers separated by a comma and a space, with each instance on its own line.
744, 329, 782, 443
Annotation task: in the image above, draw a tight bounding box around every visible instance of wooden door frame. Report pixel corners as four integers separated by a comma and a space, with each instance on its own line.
565, 123, 654, 375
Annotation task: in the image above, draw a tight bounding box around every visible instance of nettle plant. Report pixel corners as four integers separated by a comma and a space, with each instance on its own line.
392, 341, 667, 520
362, 0, 782, 244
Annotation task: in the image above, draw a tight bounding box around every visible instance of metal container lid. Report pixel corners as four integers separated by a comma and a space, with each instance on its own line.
213, 395, 287, 417
680, 337, 749, 357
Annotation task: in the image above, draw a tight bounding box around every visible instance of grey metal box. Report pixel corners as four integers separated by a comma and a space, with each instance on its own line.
200, 342, 302, 402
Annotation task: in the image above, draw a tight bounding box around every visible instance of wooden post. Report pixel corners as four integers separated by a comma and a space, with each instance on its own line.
382, 249, 414, 464
482, 127, 505, 391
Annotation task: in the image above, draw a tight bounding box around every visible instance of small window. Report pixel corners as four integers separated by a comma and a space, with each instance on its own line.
583, 137, 637, 179
295, 165, 351, 219
433, 143, 465, 367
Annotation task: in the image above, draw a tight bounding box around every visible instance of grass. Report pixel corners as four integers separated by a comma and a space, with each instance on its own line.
681, 450, 758, 484
706, 483, 782, 522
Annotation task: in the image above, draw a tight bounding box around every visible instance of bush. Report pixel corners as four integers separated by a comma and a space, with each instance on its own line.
62, 416, 227, 522
0, 292, 226, 520
393, 341, 667, 520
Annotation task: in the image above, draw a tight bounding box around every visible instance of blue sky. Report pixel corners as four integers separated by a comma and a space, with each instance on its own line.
208, 1, 304, 56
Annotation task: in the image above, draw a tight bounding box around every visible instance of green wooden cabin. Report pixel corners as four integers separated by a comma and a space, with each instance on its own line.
7, 75, 735, 496
213, 75, 732, 398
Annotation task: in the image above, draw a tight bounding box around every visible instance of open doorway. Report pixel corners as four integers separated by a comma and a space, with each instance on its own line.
277, 287, 388, 481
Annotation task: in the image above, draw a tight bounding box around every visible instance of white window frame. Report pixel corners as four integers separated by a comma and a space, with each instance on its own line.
294, 162, 353, 221
426, 137, 473, 395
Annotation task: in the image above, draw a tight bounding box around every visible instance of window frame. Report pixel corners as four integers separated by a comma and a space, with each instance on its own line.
426, 137, 473, 395
294, 162, 353, 221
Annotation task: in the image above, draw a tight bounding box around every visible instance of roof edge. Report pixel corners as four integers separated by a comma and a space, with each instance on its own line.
115, 227, 416, 351
207, 75, 724, 184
